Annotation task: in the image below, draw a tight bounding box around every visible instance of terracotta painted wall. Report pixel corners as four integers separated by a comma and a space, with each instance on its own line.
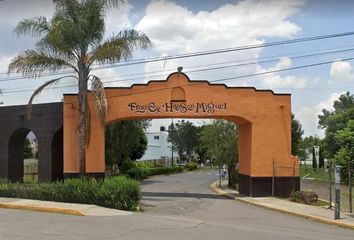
63, 72, 299, 177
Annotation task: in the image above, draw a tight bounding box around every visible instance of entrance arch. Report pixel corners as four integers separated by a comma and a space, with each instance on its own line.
8, 128, 33, 182
63, 72, 299, 196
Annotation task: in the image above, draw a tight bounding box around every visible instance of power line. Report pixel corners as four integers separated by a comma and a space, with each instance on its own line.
1, 30, 354, 80
3, 57, 354, 95
2, 45, 354, 90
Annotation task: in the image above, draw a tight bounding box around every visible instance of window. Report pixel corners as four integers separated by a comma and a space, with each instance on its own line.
154, 136, 159, 140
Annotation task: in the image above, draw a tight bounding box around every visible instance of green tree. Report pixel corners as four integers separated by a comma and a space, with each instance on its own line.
168, 120, 199, 162
334, 120, 354, 182
199, 120, 238, 188
291, 114, 304, 157
319, 92, 354, 158
105, 120, 149, 174
8, 0, 151, 176
24, 138, 33, 159
300, 135, 321, 164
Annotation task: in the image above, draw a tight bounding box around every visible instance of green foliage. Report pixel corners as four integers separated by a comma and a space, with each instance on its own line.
24, 138, 33, 159
105, 120, 149, 173
168, 120, 199, 162
120, 158, 136, 173
319, 92, 354, 158
9, 0, 151, 176
199, 120, 238, 187
0, 177, 140, 211
126, 166, 183, 181
97, 176, 141, 210
184, 161, 198, 171
136, 162, 154, 169
291, 114, 304, 157
319, 92, 354, 180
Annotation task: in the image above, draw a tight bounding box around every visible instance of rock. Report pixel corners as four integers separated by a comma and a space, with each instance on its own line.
290, 191, 318, 205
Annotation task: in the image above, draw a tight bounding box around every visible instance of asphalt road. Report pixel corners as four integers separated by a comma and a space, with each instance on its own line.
0, 170, 353, 240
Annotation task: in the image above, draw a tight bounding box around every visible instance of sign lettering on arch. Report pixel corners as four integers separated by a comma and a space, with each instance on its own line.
128, 102, 227, 114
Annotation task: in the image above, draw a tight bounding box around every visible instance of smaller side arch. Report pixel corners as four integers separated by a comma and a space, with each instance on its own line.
8, 128, 31, 182
51, 127, 63, 181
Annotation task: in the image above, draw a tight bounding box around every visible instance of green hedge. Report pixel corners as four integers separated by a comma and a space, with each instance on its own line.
126, 166, 183, 181
184, 162, 198, 171
0, 176, 140, 211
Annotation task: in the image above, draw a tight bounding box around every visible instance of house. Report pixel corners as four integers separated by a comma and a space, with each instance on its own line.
138, 126, 178, 165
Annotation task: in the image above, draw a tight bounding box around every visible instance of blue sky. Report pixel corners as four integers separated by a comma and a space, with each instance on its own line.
0, 0, 354, 137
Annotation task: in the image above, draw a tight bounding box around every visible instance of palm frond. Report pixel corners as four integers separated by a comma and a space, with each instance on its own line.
90, 75, 108, 126
8, 50, 78, 78
14, 16, 50, 37
90, 29, 151, 65
27, 76, 76, 117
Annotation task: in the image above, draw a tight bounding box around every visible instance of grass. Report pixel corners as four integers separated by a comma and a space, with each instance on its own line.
300, 165, 331, 181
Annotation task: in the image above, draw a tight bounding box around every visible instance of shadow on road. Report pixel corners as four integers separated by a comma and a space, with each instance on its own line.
142, 191, 228, 200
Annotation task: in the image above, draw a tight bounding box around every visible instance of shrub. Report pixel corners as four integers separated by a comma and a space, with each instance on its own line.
184, 162, 198, 171
97, 177, 141, 210
126, 167, 148, 181
121, 158, 136, 173
0, 177, 140, 211
126, 166, 183, 181
136, 162, 154, 169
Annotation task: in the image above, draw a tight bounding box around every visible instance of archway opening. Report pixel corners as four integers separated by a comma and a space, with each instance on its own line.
104, 117, 245, 190
8, 128, 39, 182
51, 127, 63, 181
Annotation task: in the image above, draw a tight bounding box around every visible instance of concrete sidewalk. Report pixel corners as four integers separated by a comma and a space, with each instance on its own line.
210, 180, 354, 230
0, 197, 133, 216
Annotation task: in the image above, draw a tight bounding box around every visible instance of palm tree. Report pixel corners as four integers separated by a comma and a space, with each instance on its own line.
8, 0, 151, 176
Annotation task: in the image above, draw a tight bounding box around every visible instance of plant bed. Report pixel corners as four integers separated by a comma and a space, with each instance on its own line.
0, 176, 140, 211
126, 166, 184, 181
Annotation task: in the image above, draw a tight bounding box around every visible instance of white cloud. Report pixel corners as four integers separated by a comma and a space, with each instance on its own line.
330, 60, 354, 83
136, 0, 304, 84
258, 57, 310, 89
296, 92, 343, 137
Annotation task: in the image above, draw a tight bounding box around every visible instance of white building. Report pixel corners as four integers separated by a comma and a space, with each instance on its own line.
139, 127, 178, 165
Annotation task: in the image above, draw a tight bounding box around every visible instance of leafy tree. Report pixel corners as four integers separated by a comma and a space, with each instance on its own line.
8, 0, 151, 175
105, 120, 149, 174
334, 120, 354, 182
167, 120, 199, 162
199, 120, 238, 188
291, 114, 304, 157
319, 145, 325, 168
319, 92, 354, 158
129, 128, 148, 160
24, 138, 33, 159
300, 135, 321, 164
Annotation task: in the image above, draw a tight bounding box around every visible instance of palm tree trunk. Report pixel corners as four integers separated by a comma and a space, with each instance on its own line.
78, 61, 88, 176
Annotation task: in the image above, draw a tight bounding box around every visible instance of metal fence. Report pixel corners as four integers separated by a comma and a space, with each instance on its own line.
273, 162, 353, 213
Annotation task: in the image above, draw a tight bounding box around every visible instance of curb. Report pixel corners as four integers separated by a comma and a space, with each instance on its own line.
209, 180, 354, 231
0, 202, 84, 216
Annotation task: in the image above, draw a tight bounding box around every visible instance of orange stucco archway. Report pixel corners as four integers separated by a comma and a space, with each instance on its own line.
63, 72, 299, 197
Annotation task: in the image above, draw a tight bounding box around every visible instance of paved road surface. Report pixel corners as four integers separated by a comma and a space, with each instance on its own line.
0, 170, 353, 239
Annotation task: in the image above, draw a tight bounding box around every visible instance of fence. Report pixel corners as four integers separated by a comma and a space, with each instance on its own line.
24, 165, 38, 182
273, 162, 353, 213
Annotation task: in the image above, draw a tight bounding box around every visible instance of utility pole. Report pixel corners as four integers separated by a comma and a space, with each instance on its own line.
334, 166, 341, 220
349, 158, 352, 213
171, 118, 174, 166
328, 160, 332, 209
